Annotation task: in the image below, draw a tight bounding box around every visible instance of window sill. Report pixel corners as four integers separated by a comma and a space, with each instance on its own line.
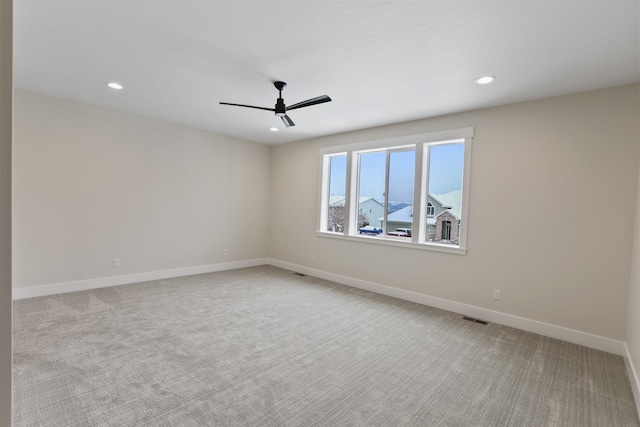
316, 231, 467, 255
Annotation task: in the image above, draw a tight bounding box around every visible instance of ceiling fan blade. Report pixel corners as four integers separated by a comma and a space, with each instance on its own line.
219, 102, 274, 112
281, 115, 295, 128
286, 95, 332, 111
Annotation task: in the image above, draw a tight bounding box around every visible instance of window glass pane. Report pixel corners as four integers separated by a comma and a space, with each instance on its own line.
327, 155, 346, 232
358, 151, 385, 233
427, 143, 464, 245
386, 150, 415, 238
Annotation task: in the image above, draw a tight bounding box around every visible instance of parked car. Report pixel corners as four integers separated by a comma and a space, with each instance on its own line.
388, 228, 412, 237
358, 226, 383, 235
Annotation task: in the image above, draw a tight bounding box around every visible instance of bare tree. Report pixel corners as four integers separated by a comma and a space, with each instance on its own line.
358, 212, 369, 228
328, 206, 370, 231
328, 206, 344, 232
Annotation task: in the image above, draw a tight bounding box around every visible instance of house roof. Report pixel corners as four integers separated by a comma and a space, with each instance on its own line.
329, 196, 382, 207
437, 210, 460, 221
384, 205, 443, 226
381, 190, 462, 224
385, 205, 412, 223
431, 190, 462, 219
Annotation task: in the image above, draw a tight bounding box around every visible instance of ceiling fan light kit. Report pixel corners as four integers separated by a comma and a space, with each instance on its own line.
220, 81, 331, 128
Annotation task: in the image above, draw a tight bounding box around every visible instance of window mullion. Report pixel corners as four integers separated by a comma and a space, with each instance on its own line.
412, 143, 425, 243
423, 144, 431, 242
345, 151, 356, 235
383, 151, 391, 235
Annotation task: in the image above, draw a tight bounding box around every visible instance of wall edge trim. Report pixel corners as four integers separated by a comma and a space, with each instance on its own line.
624, 344, 640, 420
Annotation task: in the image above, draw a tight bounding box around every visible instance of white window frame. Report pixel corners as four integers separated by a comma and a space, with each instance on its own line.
318, 127, 473, 255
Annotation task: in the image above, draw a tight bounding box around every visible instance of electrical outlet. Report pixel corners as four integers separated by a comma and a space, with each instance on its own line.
223, 249, 228, 256
310, 253, 315, 261
113, 258, 120, 268
493, 289, 501, 300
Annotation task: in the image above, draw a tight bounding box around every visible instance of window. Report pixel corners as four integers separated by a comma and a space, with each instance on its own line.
326, 154, 346, 232
426, 142, 464, 244
426, 202, 435, 217
318, 128, 472, 254
356, 148, 416, 233
358, 151, 385, 229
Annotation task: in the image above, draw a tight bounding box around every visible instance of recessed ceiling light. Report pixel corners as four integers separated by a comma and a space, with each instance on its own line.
270, 127, 279, 132
107, 82, 123, 90
476, 76, 495, 85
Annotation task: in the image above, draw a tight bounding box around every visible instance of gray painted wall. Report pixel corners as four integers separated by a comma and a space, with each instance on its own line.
270, 84, 639, 341
12, 90, 271, 289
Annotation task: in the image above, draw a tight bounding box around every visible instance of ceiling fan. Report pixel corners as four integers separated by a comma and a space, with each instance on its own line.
220, 81, 331, 128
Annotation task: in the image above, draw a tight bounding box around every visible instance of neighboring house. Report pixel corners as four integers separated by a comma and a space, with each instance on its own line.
358, 197, 384, 228
429, 190, 462, 242
328, 196, 384, 230
382, 190, 462, 243
329, 192, 461, 241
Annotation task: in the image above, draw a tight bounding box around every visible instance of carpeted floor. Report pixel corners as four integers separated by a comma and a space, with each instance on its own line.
12, 265, 640, 426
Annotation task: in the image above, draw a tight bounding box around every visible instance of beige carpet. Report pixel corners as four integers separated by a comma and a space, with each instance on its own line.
12, 265, 640, 426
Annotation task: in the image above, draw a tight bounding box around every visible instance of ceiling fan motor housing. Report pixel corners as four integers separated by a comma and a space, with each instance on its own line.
275, 98, 286, 117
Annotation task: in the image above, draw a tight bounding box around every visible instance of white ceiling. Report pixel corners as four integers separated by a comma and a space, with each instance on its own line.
13, 0, 640, 145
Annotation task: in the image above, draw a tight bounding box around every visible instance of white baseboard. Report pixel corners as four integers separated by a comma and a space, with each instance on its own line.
12, 257, 627, 357
267, 258, 626, 356
624, 344, 640, 421
12, 258, 270, 300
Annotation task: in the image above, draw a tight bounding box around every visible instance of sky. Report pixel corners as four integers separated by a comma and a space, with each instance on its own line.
329, 143, 464, 202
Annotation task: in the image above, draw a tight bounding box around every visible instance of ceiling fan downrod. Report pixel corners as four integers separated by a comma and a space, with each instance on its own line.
274, 81, 286, 117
